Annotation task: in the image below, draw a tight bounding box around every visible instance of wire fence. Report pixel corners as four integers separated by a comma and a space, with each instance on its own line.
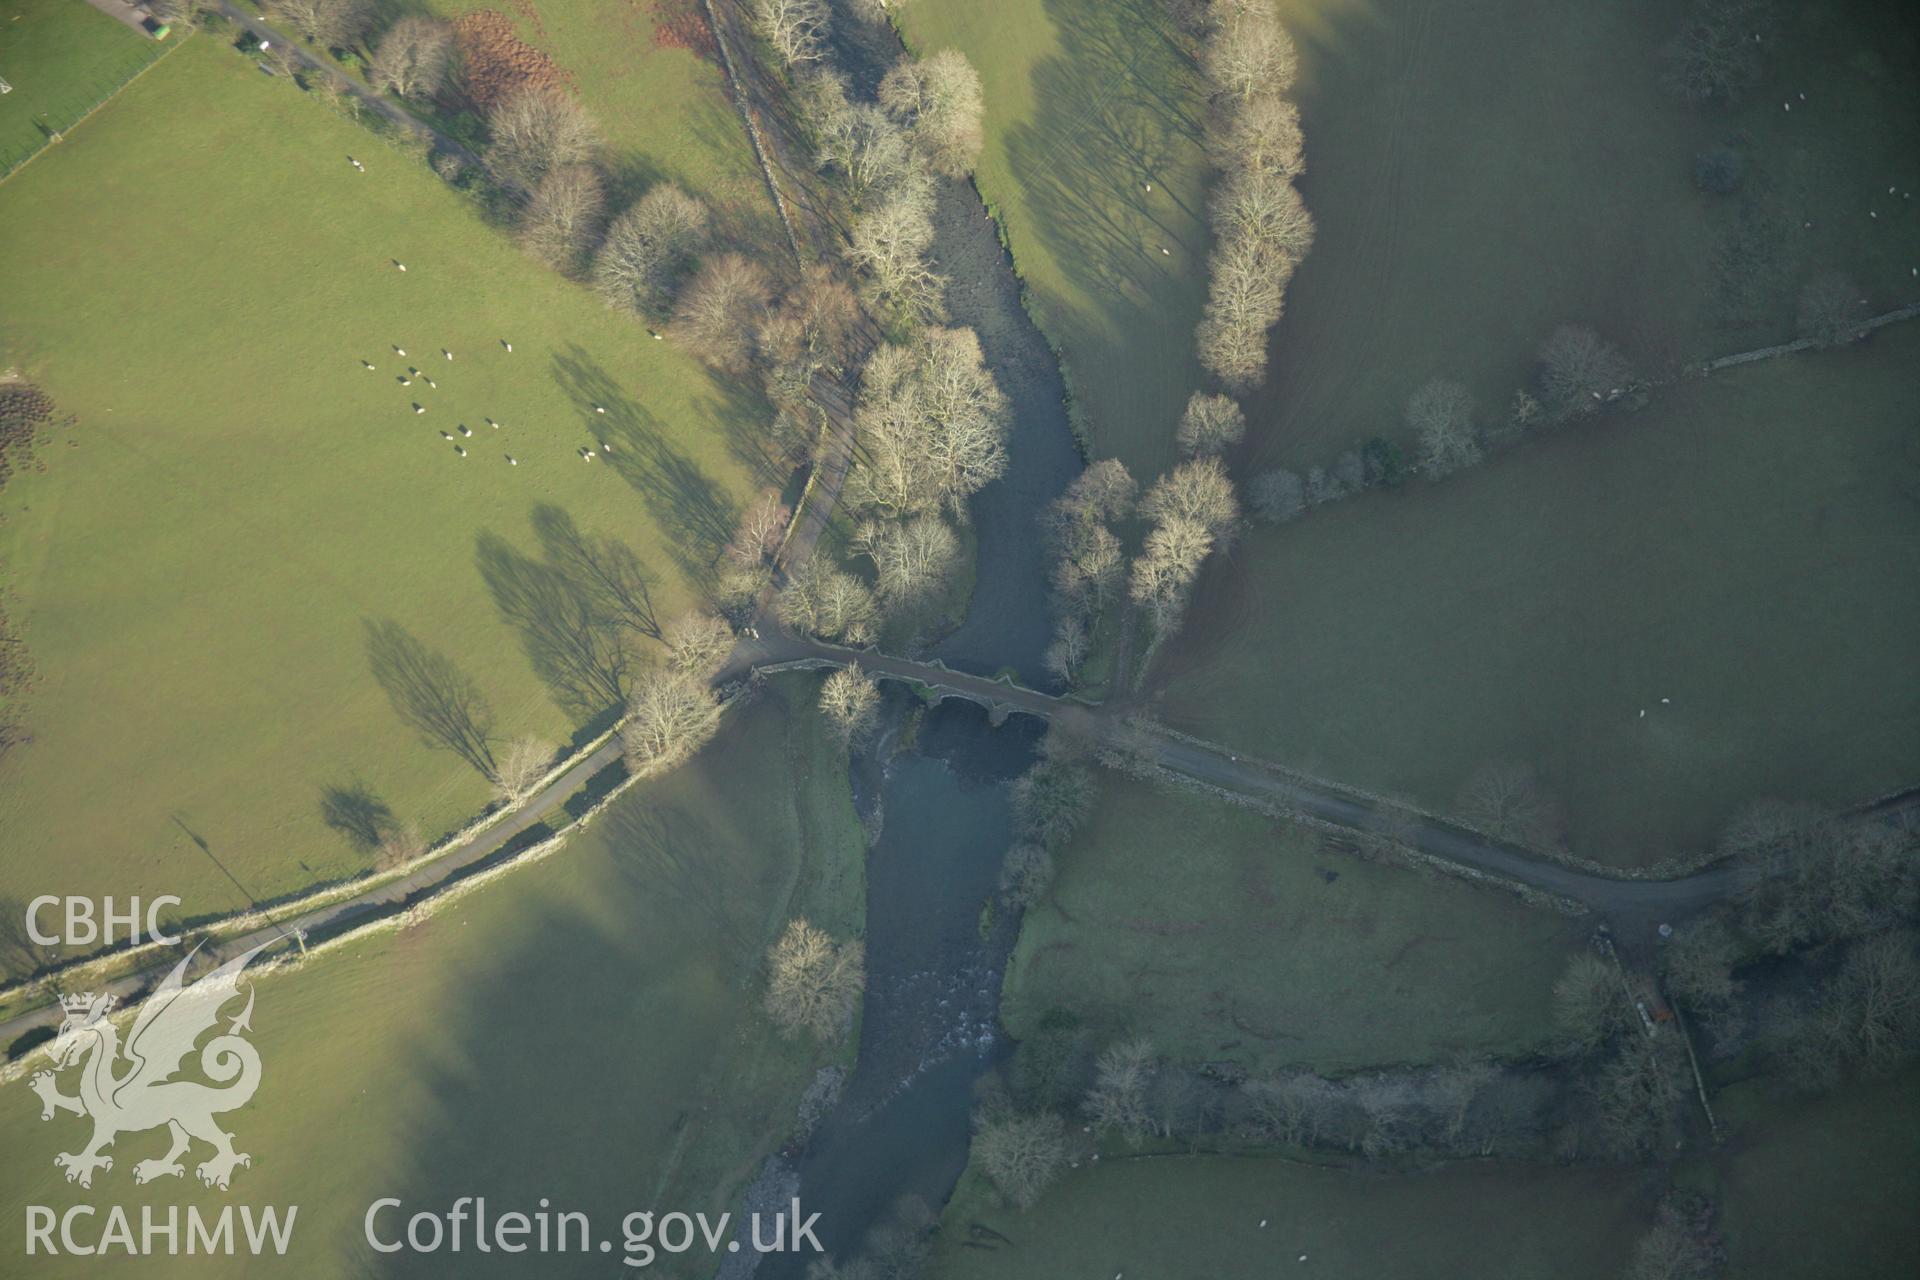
0, 33, 175, 183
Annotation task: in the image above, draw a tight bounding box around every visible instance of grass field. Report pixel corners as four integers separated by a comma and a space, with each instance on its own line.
1709, 1068, 1920, 1279
1003, 772, 1580, 1072
1246, 0, 1920, 468
0, 675, 864, 1277
1161, 325, 1920, 866
895, 0, 1212, 477
0, 35, 772, 927
931, 1153, 1647, 1280
0, 0, 165, 179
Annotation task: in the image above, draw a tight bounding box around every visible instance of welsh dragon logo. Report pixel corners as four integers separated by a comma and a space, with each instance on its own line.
29, 940, 272, 1190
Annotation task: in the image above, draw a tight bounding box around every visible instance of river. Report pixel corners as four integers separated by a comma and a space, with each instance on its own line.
757, 5, 1087, 1270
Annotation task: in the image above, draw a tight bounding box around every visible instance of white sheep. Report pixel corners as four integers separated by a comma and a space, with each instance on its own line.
507, 455, 518, 465
595, 405, 606, 414
459, 425, 472, 437
503, 340, 513, 353
444, 350, 454, 361
415, 405, 426, 414
454, 445, 466, 456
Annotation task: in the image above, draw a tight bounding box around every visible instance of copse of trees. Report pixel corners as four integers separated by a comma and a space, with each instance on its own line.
971, 1105, 1069, 1210
854, 515, 961, 613
1041, 459, 1135, 682
593, 184, 712, 318
519, 164, 607, 274
848, 327, 1009, 520
1130, 456, 1240, 643
675, 253, 773, 374
779, 558, 879, 645
485, 86, 601, 197
878, 48, 986, 179
1193, 0, 1313, 392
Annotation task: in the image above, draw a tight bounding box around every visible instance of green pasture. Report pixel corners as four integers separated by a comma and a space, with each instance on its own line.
0, 0, 164, 179
0, 677, 864, 1277
0, 36, 773, 927
1160, 328, 1920, 866
1709, 1068, 1920, 1279
931, 1152, 1646, 1280
1003, 771, 1579, 1073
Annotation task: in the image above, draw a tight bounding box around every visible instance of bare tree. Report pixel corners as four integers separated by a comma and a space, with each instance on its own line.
1209, 164, 1315, 259
519, 164, 606, 273
779, 558, 879, 645
846, 185, 944, 321
486, 88, 600, 196
1795, 271, 1869, 348
1130, 515, 1213, 636
492, 735, 556, 804
759, 265, 862, 398
1661, 916, 1742, 1014
1552, 951, 1627, 1050
370, 16, 453, 101
814, 95, 918, 210
1049, 520, 1124, 615
375, 823, 427, 872
1625, 1196, 1721, 1280
1537, 324, 1631, 422
765, 918, 865, 1040
1141, 455, 1241, 548
267, 0, 372, 49
1086, 1038, 1154, 1143
753, 0, 830, 67
879, 48, 985, 178
1248, 467, 1305, 522
1405, 378, 1480, 477
717, 490, 791, 618
1199, 3, 1299, 103
819, 664, 882, 743
593, 185, 711, 317
1661, 0, 1774, 106
664, 611, 736, 680
972, 1108, 1068, 1210
1197, 233, 1287, 391
850, 328, 1009, 519
1011, 747, 1096, 849
1206, 91, 1304, 180
1044, 614, 1091, 682
1049, 458, 1138, 530
1457, 760, 1562, 848
675, 254, 772, 374
1590, 1037, 1687, 1158
1176, 391, 1247, 458
621, 666, 721, 772
855, 515, 961, 612
1810, 930, 1920, 1074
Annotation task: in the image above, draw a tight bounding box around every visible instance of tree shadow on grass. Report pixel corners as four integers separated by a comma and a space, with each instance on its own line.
363, 618, 498, 780
1007, 0, 1208, 304
530, 503, 666, 641
601, 800, 754, 958
548, 345, 742, 592
318, 778, 400, 852
475, 529, 633, 718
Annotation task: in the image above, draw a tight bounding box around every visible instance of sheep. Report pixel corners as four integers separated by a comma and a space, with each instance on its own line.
506, 455, 518, 465
396, 262, 408, 272
414, 404, 427, 414
458, 424, 472, 437
599, 441, 612, 454
399, 377, 412, 386
454, 445, 466, 457
440, 430, 453, 440
502, 340, 513, 353
362, 360, 376, 371
423, 376, 436, 388
488, 418, 499, 429
594, 405, 607, 414
444, 350, 454, 361
394, 347, 407, 356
